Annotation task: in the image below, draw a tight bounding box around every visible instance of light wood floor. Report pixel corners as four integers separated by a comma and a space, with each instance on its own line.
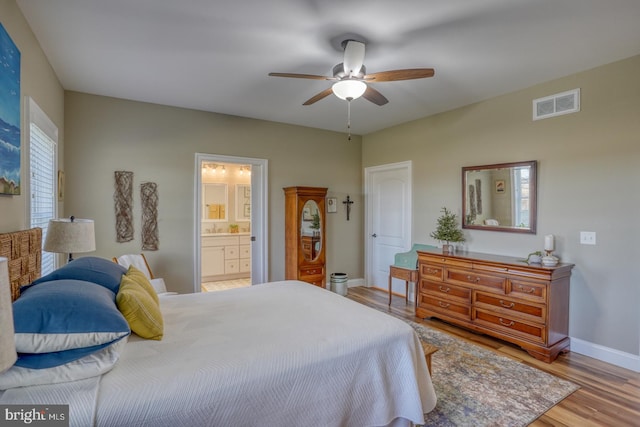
347, 286, 640, 427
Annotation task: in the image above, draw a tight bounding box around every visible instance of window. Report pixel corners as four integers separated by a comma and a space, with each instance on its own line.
512, 166, 530, 228
28, 98, 58, 275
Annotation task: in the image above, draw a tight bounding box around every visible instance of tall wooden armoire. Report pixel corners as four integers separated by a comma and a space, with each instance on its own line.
284, 186, 327, 287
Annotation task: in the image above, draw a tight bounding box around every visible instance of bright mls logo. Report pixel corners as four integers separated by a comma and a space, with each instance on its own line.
1, 405, 68, 426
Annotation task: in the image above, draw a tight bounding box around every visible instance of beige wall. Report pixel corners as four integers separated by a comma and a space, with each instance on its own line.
363, 55, 640, 356
64, 92, 364, 294
0, 0, 64, 232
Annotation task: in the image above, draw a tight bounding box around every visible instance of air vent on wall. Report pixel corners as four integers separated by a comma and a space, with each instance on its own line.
533, 88, 580, 121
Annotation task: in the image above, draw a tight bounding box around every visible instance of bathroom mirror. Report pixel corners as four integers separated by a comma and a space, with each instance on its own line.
300, 200, 322, 261
203, 183, 228, 222
462, 160, 537, 234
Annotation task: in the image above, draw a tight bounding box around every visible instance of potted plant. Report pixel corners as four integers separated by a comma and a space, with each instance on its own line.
430, 207, 465, 253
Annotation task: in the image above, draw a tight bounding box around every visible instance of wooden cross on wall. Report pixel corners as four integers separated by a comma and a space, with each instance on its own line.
343, 195, 354, 221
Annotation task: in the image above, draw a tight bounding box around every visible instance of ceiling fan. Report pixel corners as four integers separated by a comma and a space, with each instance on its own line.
268, 39, 435, 106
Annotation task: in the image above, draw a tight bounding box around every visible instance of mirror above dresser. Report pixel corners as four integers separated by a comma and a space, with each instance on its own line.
462, 160, 537, 234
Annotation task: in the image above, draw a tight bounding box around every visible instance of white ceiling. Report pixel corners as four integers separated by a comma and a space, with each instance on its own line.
16, 0, 640, 135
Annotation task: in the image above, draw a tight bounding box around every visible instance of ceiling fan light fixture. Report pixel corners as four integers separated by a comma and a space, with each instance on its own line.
332, 80, 367, 101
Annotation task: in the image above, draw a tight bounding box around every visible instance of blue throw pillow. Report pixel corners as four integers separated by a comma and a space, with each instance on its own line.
13, 279, 131, 369
25, 256, 126, 294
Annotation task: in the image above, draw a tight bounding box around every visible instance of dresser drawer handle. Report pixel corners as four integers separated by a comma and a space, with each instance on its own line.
499, 318, 515, 327
499, 300, 515, 308
438, 286, 450, 293
517, 285, 535, 293
466, 275, 479, 283
427, 268, 439, 274
438, 301, 450, 308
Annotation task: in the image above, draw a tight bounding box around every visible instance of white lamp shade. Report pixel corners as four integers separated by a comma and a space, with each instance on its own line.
332, 80, 367, 101
0, 257, 17, 373
44, 218, 96, 254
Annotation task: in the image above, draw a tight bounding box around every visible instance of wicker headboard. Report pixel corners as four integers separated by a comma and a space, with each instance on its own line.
0, 228, 42, 301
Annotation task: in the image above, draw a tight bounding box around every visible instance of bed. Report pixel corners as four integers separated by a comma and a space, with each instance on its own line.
0, 228, 436, 427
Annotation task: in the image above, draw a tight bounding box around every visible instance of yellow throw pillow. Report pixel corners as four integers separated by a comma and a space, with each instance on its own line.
125, 265, 159, 304
116, 276, 164, 340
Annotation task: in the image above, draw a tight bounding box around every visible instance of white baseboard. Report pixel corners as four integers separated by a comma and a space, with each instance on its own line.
570, 337, 640, 373
346, 278, 365, 287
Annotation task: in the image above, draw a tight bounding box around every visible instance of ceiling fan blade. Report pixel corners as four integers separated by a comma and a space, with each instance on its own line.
268, 72, 332, 80
303, 87, 334, 105
362, 86, 389, 106
343, 40, 365, 77
364, 68, 435, 82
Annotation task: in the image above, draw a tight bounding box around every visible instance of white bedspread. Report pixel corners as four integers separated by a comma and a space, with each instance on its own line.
4, 281, 436, 426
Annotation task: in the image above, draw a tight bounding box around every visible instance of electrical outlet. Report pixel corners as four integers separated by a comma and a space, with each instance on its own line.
580, 231, 596, 245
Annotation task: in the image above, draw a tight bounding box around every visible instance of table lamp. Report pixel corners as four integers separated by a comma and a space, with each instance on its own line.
0, 257, 17, 373
44, 216, 96, 263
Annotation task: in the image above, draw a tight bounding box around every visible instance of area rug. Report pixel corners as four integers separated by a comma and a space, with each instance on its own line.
402, 318, 579, 426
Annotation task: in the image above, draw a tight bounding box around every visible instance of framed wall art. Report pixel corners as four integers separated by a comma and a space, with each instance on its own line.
327, 197, 337, 213
0, 24, 21, 195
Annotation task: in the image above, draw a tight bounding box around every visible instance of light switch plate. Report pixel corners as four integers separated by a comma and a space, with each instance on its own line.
580, 231, 596, 245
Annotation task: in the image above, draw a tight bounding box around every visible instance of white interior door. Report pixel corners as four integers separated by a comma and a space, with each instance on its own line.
249, 159, 268, 284
365, 161, 412, 294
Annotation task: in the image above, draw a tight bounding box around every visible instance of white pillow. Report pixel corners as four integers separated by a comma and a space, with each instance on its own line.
0, 338, 127, 389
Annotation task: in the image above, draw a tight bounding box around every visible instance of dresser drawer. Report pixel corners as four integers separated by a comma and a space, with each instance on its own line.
300, 266, 323, 277
446, 268, 506, 293
299, 273, 324, 287
239, 244, 251, 259
421, 280, 471, 303
418, 294, 471, 321
421, 254, 472, 269
420, 263, 443, 281
202, 236, 239, 247
225, 259, 239, 274
474, 292, 545, 323
473, 308, 545, 344
224, 245, 239, 260
508, 279, 547, 303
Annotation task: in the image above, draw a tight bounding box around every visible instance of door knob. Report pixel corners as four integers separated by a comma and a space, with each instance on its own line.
371, 233, 377, 238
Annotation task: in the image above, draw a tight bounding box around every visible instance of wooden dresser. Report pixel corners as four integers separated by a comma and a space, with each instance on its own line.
416, 247, 573, 362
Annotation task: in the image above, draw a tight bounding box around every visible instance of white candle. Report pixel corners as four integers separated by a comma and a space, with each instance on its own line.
544, 234, 555, 252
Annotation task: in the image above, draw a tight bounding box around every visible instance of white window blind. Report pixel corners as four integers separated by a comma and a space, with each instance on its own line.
28, 98, 58, 275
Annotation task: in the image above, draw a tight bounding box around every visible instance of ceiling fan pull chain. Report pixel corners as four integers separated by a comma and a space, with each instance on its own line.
347, 100, 352, 140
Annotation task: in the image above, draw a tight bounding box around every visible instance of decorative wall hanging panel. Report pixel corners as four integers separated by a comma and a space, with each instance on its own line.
140, 182, 158, 251
114, 171, 134, 242
0, 24, 21, 195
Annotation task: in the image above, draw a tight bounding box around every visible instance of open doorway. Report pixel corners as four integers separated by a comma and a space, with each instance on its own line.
194, 154, 268, 293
